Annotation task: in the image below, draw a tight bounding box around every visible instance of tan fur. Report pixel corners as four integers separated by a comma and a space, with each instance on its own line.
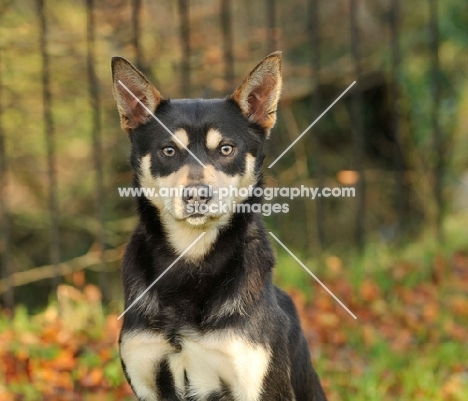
173, 129, 190, 149
239, 154, 257, 190
160, 217, 225, 261
138, 153, 258, 261
205, 128, 223, 150
231, 51, 282, 133
138, 155, 219, 260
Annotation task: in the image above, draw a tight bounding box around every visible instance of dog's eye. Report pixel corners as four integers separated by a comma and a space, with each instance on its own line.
162, 146, 176, 157
220, 145, 234, 156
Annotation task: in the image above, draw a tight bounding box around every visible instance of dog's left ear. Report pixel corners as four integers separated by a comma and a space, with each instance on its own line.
231, 51, 282, 133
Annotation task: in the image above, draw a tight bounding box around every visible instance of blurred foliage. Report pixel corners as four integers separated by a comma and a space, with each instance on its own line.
0, 0, 467, 272
1, 214, 468, 399
0, 0, 467, 396
0, 283, 133, 400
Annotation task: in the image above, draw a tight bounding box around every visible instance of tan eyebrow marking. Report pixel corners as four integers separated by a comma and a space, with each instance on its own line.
172, 128, 189, 149
206, 128, 223, 150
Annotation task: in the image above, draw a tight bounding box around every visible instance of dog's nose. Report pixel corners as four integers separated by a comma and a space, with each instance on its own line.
182, 185, 212, 205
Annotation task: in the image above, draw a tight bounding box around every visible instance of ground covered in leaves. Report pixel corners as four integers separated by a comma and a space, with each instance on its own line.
0, 249, 467, 400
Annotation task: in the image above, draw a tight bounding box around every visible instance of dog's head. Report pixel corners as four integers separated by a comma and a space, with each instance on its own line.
112, 53, 282, 232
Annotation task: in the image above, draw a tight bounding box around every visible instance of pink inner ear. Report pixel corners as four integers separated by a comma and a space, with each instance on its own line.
119, 84, 144, 111
130, 95, 150, 126
119, 84, 152, 128
247, 75, 276, 122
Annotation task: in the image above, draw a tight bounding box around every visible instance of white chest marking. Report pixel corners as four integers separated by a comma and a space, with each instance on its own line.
120, 330, 271, 401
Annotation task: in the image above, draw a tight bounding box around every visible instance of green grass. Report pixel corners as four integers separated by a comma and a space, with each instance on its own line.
272, 213, 468, 400
1, 213, 468, 400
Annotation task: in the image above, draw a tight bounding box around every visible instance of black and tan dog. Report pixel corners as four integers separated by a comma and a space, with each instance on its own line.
112, 52, 327, 401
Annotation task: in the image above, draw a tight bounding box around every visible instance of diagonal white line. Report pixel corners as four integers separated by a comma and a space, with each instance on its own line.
268, 232, 357, 319
117, 80, 206, 168
268, 81, 357, 169
117, 231, 207, 320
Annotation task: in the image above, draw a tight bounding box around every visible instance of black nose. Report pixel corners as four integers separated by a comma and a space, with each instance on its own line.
182, 185, 212, 205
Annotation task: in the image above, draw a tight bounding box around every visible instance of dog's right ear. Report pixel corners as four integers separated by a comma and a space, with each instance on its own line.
111, 57, 163, 131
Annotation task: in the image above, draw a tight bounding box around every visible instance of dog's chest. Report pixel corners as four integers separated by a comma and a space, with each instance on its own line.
120, 329, 270, 401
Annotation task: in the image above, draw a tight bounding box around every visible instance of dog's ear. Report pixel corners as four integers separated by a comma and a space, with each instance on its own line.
231, 51, 282, 132
111, 57, 163, 131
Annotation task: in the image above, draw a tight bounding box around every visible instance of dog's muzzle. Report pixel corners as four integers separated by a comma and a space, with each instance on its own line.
182, 184, 212, 206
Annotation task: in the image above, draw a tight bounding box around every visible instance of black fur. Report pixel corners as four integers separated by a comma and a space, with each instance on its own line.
114, 55, 327, 401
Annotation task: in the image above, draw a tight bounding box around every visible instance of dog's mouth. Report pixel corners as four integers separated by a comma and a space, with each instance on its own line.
183, 209, 231, 228
188, 213, 205, 218
184, 213, 211, 227
168, 198, 234, 227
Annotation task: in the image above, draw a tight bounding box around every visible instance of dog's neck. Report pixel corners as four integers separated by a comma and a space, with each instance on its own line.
133, 196, 275, 326
158, 214, 229, 262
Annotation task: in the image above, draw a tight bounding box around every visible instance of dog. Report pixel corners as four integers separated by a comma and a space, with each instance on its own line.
111, 52, 327, 401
